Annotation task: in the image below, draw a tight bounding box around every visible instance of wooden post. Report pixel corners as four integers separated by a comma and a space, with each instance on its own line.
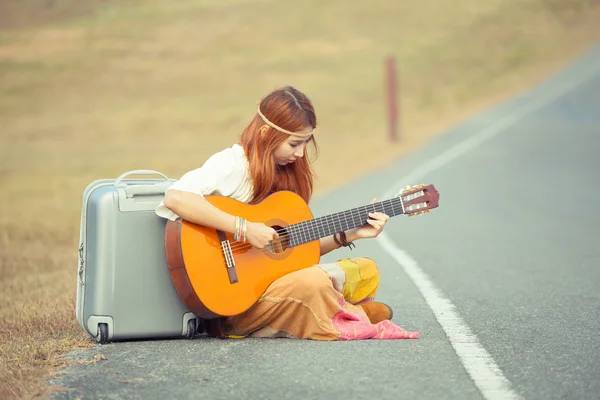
385, 56, 399, 142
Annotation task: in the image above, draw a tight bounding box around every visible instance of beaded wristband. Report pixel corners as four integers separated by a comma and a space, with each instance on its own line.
234, 217, 240, 241
242, 218, 247, 243
234, 216, 245, 242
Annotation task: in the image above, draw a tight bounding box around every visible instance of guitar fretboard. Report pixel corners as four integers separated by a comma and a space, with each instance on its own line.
288, 197, 405, 247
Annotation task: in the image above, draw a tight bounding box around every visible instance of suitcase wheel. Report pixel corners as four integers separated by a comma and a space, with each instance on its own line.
96, 323, 109, 344
186, 319, 197, 340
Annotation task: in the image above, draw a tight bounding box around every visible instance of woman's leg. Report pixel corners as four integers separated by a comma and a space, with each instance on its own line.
318, 257, 381, 304
223, 264, 418, 340
224, 266, 342, 340
320, 257, 393, 323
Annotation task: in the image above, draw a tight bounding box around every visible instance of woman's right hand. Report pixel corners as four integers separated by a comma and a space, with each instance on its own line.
244, 221, 279, 249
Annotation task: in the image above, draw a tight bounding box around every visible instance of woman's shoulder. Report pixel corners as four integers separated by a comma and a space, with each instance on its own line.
177, 143, 247, 181
203, 143, 247, 170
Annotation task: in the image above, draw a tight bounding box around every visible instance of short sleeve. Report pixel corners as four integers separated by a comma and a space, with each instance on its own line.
155, 147, 244, 221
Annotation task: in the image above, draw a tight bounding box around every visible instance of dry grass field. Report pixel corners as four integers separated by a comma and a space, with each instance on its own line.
1, 0, 599, 398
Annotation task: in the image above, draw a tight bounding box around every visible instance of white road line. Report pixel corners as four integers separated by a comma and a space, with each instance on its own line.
379, 52, 600, 400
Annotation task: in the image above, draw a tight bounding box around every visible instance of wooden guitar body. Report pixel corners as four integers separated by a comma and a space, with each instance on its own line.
165, 191, 320, 319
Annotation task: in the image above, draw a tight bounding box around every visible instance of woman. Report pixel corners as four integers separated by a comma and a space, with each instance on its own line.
155, 86, 418, 340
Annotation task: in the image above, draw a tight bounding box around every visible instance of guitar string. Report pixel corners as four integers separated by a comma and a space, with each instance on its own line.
226, 200, 398, 251
225, 198, 406, 251
225, 199, 407, 252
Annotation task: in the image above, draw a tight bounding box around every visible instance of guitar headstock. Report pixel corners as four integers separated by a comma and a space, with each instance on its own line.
396, 184, 439, 216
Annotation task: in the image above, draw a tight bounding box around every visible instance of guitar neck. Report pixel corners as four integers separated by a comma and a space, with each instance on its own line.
288, 197, 405, 247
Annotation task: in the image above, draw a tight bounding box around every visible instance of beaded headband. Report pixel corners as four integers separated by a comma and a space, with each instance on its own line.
257, 104, 314, 138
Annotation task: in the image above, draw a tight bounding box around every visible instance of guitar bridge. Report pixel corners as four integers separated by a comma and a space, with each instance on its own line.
217, 230, 239, 284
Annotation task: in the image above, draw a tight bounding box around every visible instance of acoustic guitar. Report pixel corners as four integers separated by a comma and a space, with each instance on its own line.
165, 184, 439, 319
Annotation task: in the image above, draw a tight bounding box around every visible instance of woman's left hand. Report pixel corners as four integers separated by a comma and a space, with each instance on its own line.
350, 198, 390, 240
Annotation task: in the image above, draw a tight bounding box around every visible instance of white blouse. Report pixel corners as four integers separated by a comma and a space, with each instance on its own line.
155, 143, 254, 221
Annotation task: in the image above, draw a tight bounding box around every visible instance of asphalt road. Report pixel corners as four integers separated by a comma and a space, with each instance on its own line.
50, 43, 600, 400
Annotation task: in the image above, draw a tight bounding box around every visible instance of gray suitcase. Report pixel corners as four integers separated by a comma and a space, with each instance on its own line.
76, 170, 200, 344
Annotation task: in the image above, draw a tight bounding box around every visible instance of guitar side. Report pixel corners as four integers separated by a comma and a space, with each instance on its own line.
165, 191, 321, 319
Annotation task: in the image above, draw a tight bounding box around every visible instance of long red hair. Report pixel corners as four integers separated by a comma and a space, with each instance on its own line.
239, 86, 318, 205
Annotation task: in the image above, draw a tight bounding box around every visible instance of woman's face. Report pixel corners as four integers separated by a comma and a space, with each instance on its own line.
272, 128, 313, 166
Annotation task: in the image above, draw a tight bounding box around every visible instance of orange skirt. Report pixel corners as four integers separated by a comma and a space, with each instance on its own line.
223, 257, 419, 340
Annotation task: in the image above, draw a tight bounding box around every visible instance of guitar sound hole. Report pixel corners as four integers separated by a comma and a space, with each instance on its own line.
268, 225, 290, 254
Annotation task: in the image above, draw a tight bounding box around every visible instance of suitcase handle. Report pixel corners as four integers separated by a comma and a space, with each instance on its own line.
114, 170, 170, 187
123, 182, 172, 198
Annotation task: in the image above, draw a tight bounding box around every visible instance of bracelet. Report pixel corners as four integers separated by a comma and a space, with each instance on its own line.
234, 217, 240, 241
333, 233, 342, 247
234, 216, 247, 242
242, 218, 247, 243
334, 232, 355, 250
339, 231, 355, 250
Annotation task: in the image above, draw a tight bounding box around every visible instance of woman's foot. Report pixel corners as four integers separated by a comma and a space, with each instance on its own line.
359, 301, 394, 324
